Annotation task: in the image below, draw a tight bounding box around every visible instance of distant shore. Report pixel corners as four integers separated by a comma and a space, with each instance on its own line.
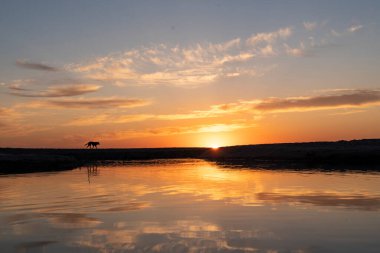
1, 139, 379, 173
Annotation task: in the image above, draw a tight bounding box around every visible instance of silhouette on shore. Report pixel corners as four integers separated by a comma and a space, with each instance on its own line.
85, 141, 100, 149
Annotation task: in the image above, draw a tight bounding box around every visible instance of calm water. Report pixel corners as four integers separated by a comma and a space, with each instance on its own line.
1, 159, 380, 253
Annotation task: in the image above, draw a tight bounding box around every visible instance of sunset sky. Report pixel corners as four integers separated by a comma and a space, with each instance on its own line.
1, 0, 380, 148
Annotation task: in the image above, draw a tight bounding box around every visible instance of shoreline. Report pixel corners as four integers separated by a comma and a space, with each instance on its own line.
1, 139, 379, 174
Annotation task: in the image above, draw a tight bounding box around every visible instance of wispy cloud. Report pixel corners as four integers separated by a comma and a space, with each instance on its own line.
284, 43, 306, 57
260, 44, 276, 56
8, 23, 362, 90
67, 114, 152, 126
10, 84, 102, 97
0, 106, 49, 137
68, 23, 362, 87
68, 27, 296, 87
27, 97, 151, 109
329, 109, 366, 116
153, 89, 380, 119
0, 107, 15, 117
303, 21, 318, 31
347, 24, 363, 33
3, 79, 35, 91
16, 60, 59, 71
70, 43, 256, 87
330, 29, 342, 37
65, 103, 248, 126
331, 24, 363, 37
97, 122, 255, 140
254, 89, 380, 112
65, 89, 380, 126
246, 27, 292, 46
147, 122, 254, 136
286, 22, 364, 57
0, 107, 17, 132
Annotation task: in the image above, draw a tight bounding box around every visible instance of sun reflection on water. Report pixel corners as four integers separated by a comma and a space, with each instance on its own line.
1, 159, 380, 252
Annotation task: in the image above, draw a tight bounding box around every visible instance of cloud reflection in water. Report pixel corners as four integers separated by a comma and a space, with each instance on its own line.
1, 159, 380, 252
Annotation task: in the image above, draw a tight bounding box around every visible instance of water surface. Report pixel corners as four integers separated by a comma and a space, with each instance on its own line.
1, 159, 380, 252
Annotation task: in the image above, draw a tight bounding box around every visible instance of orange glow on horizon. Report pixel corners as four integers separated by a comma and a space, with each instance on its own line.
211, 144, 220, 150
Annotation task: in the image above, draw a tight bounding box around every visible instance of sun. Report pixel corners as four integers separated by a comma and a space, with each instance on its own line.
210, 144, 220, 150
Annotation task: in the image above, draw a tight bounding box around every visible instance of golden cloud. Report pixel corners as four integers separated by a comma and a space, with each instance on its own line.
97, 122, 256, 140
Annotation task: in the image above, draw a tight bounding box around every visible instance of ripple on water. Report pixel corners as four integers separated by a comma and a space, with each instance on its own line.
0, 159, 380, 253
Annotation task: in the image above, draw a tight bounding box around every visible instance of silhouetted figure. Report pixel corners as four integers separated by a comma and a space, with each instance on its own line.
85, 141, 100, 149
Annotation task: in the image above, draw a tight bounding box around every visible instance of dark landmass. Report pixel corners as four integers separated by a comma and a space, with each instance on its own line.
0, 148, 207, 173
1, 139, 379, 174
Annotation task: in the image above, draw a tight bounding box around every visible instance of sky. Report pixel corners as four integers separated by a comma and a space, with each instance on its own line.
0, 0, 380, 148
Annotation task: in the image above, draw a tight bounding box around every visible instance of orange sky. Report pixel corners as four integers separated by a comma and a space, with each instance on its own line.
0, 1, 379, 148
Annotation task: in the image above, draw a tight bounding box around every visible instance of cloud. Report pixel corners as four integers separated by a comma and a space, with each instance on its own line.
97, 122, 255, 140
2, 79, 35, 92
67, 114, 152, 126
149, 122, 253, 136
303, 21, 317, 31
70, 41, 258, 87
246, 27, 292, 46
331, 24, 363, 37
208, 37, 241, 52
71, 89, 379, 126
0, 107, 17, 132
153, 89, 380, 120
329, 109, 366, 116
66, 103, 251, 126
0, 106, 51, 136
155, 100, 259, 121
7, 22, 363, 92
330, 29, 342, 37
27, 97, 151, 109
16, 60, 59, 71
10, 84, 102, 97
254, 89, 380, 112
260, 44, 276, 56
68, 27, 295, 87
64, 23, 364, 87
286, 22, 363, 57
284, 42, 306, 57
8, 83, 30, 91
0, 107, 15, 117
347, 24, 363, 33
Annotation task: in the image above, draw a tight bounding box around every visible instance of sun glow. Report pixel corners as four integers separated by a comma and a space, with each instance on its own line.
211, 144, 220, 150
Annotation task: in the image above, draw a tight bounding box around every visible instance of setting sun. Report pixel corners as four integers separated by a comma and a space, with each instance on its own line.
210, 144, 220, 150
0, 1, 379, 150
0, 2, 379, 253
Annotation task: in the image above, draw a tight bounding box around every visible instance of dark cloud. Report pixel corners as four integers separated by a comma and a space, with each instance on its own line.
10, 84, 101, 97
30, 97, 151, 109
8, 83, 30, 91
16, 60, 59, 71
255, 89, 380, 112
